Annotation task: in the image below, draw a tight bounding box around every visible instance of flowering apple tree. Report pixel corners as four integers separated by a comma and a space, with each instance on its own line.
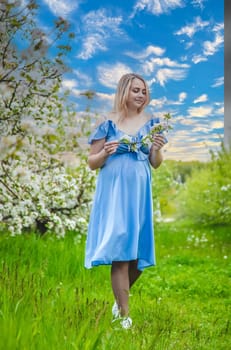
0, 1, 95, 236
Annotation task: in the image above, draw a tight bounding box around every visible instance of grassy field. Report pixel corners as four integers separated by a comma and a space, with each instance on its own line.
0, 222, 230, 350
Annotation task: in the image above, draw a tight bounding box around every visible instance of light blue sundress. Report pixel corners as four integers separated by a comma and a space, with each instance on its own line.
85, 117, 164, 271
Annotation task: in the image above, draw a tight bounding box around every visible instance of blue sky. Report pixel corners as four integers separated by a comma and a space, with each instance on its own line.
37, 0, 224, 162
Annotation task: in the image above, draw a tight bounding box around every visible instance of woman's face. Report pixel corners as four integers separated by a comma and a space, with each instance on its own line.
126, 78, 147, 111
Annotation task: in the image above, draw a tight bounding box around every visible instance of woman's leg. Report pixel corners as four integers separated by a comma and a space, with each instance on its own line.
129, 260, 142, 288
111, 261, 130, 316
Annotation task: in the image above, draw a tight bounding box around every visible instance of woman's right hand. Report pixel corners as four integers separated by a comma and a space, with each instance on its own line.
88, 139, 119, 170
103, 140, 119, 155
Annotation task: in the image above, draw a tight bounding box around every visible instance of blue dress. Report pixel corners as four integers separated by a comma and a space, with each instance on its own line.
85, 118, 163, 271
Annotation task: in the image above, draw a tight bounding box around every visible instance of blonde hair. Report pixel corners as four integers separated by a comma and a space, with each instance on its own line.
113, 73, 150, 117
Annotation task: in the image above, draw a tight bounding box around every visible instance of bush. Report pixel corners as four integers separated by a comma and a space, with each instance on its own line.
152, 160, 204, 218
175, 146, 231, 225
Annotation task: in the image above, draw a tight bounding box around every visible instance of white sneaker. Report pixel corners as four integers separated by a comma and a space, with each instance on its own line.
112, 301, 120, 319
120, 317, 132, 329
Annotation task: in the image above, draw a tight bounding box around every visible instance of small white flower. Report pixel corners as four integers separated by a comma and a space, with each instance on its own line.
78, 217, 87, 224
221, 185, 231, 191
119, 135, 133, 143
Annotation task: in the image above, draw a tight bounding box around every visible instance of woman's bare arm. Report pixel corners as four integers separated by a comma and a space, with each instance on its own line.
149, 134, 166, 169
88, 139, 119, 170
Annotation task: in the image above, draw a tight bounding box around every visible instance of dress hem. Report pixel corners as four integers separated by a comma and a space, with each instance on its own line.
85, 258, 155, 272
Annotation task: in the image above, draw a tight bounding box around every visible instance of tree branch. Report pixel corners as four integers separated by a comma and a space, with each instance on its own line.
0, 178, 19, 199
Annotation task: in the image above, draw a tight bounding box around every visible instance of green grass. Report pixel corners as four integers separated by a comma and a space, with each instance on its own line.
0, 223, 230, 350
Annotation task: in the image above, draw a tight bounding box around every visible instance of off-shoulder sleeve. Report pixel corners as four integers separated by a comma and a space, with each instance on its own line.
88, 120, 109, 144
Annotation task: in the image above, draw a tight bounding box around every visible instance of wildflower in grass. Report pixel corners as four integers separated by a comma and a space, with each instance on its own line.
221, 185, 231, 191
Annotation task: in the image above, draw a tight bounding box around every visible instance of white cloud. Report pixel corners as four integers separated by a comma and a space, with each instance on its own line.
180, 55, 188, 62
62, 79, 78, 89
192, 126, 210, 133
142, 57, 189, 75
147, 77, 157, 87
178, 118, 197, 126
83, 9, 122, 33
214, 102, 223, 107
193, 94, 208, 104
174, 16, 209, 38
191, 0, 206, 10
71, 88, 81, 97
212, 22, 224, 32
165, 127, 223, 161
149, 94, 186, 109
192, 55, 207, 64
214, 106, 224, 115
132, 0, 185, 17
42, 0, 78, 17
77, 9, 123, 60
210, 121, 223, 129
95, 92, 115, 110
179, 92, 187, 102
73, 70, 92, 87
188, 105, 213, 118
185, 41, 193, 50
96, 92, 115, 102
164, 150, 210, 161
150, 97, 167, 108
205, 140, 223, 147
156, 68, 188, 86
190, 21, 224, 64
125, 45, 165, 59
77, 33, 107, 60
170, 129, 200, 141
203, 33, 224, 56
209, 134, 224, 140
149, 94, 187, 109
97, 63, 132, 89
167, 120, 222, 162
211, 76, 224, 88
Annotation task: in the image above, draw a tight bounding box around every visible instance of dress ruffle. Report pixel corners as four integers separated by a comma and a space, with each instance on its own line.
88, 120, 111, 143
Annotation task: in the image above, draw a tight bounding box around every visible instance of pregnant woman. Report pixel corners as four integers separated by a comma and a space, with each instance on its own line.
85, 73, 167, 329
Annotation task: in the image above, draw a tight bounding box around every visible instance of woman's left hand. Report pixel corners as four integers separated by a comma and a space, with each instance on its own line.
151, 134, 167, 151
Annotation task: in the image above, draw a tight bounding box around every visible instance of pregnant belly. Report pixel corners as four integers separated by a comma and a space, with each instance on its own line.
101, 153, 151, 182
